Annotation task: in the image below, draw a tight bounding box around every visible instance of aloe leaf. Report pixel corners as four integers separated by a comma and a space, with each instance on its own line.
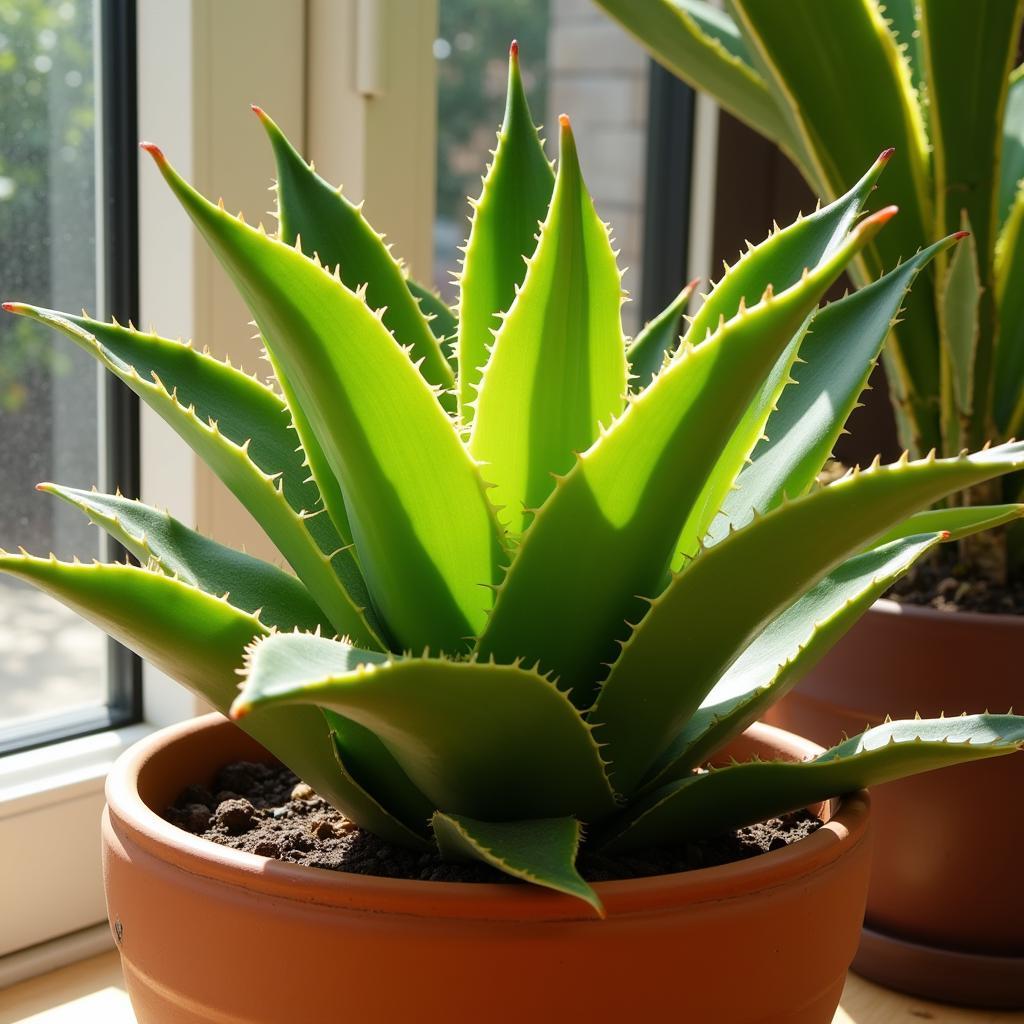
590, 0, 799, 161
6, 305, 381, 649
732, 0, 941, 455
995, 184, 1024, 435
233, 632, 618, 823
938, 217, 981, 451
253, 107, 454, 404
432, 812, 602, 915
143, 145, 507, 654
627, 278, 698, 391
707, 236, 957, 543
0, 554, 426, 847
469, 115, 627, 534
592, 441, 1024, 795
457, 42, 555, 422
476, 207, 894, 703
600, 715, 1024, 853
38, 483, 334, 634
5, 304, 356, 554
685, 150, 892, 347
407, 278, 458, 344
873, 503, 1024, 547
921, 0, 1021, 447
1000, 65, 1024, 229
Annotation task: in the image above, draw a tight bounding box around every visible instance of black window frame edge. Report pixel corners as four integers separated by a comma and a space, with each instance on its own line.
640, 61, 695, 324
0, 0, 141, 757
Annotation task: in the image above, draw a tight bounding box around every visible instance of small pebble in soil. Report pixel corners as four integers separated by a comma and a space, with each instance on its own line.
165, 761, 823, 884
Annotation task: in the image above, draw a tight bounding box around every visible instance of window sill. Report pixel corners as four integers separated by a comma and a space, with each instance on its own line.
0, 953, 1015, 1023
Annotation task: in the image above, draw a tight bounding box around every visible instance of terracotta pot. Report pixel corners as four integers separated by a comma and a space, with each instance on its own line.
764, 599, 1024, 1008
102, 714, 871, 1024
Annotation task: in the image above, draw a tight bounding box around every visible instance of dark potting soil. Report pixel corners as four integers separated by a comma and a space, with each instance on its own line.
165, 760, 822, 884
888, 548, 1024, 615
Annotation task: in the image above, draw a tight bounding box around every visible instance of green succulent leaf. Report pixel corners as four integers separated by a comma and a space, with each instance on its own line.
469, 116, 627, 535
234, 632, 618, 823
939, 218, 982, 450
590, 0, 799, 162
645, 533, 944, 789
873, 503, 1024, 547
1000, 65, 1024, 229
880, 0, 925, 104
0, 554, 426, 847
5, 304, 356, 554
6, 305, 381, 649
627, 278, 698, 391
407, 278, 458, 344
601, 715, 1024, 853
685, 150, 891, 347
593, 440, 1024, 795
476, 206, 893, 703
995, 182, 1024, 435
143, 145, 506, 654
38, 483, 333, 635
456, 42, 555, 422
254, 106, 454, 405
432, 812, 601, 915
708, 236, 957, 543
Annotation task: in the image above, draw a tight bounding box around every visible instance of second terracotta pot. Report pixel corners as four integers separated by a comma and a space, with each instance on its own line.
765, 599, 1024, 1008
103, 715, 871, 1024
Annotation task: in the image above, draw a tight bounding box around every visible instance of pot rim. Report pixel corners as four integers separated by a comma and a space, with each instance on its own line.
105, 713, 870, 922
871, 595, 1024, 629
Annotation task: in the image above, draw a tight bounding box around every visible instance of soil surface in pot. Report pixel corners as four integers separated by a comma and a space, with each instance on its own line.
888, 548, 1024, 614
164, 760, 821, 883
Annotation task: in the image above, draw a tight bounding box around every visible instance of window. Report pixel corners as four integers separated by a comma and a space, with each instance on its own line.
0, 0, 140, 756
433, 0, 667, 337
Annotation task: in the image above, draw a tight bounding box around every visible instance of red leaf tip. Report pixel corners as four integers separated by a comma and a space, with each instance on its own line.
868, 204, 899, 225
1, 302, 16, 313
939, 530, 952, 541
879, 147, 895, 163
558, 113, 571, 130
953, 230, 971, 240
509, 39, 519, 58
139, 142, 166, 165
251, 104, 269, 122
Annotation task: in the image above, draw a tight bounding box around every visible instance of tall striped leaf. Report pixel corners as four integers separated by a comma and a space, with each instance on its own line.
469, 115, 627, 535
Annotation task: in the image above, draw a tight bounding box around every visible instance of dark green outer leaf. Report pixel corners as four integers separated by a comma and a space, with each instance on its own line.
995, 184, 1024, 434
1000, 65, 1024, 229
600, 715, 1024, 852
39, 484, 333, 634
433, 813, 601, 915
255, 107, 454, 405
0, 555, 427, 848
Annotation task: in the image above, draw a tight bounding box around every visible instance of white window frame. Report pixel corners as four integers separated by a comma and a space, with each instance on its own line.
0, 0, 438, 982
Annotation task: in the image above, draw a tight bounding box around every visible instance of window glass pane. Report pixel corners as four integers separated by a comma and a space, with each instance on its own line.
434, 0, 650, 335
0, 0, 108, 738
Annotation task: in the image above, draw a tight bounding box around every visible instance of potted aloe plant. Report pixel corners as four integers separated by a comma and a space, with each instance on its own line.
3, 46, 1024, 1024
594, 0, 1024, 1006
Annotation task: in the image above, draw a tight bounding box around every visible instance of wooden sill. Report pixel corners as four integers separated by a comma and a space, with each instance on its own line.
1, 955, 1022, 1023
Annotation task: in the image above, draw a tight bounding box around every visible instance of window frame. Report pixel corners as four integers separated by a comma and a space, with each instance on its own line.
0, 0, 440, 978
